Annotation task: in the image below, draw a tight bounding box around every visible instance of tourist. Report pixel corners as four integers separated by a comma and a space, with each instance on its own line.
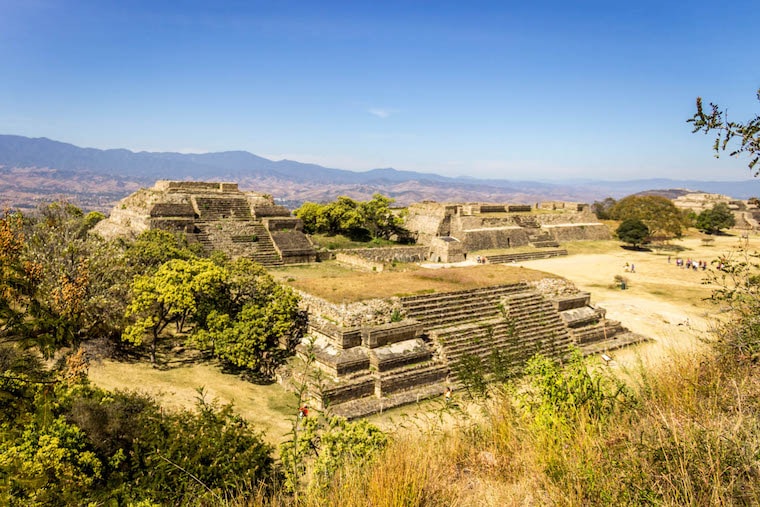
444, 386, 452, 404
630, 263, 635, 273
298, 404, 309, 419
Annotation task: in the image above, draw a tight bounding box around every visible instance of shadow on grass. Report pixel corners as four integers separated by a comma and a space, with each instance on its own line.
620, 245, 652, 252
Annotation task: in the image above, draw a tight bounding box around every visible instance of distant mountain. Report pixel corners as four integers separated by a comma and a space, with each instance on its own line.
1, 134, 758, 212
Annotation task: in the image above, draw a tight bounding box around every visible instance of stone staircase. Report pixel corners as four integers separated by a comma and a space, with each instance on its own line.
528, 230, 560, 248
485, 249, 568, 264
249, 223, 283, 266
401, 284, 574, 380
499, 292, 574, 361
192, 196, 252, 221
553, 293, 648, 355
192, 221, 283, 266
401, 284, 529, 330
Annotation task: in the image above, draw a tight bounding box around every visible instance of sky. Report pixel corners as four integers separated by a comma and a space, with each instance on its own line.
1, 0, 758, 182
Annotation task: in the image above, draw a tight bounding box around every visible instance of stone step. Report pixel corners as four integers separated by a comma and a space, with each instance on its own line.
400, 283, 529, 307
485, 249, 568, 264
579, 331, 649, 356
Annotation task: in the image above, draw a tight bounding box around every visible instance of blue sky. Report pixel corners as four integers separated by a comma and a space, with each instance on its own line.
1, 0, 758, 181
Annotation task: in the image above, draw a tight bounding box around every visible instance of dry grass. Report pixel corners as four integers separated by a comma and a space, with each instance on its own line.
271, 262, 560, 303
87, 357, 298, 447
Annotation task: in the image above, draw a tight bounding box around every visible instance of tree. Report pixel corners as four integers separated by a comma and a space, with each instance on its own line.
293, 201, 322, 234
125, 229, 200, 273
360, 193, 404, 240
295, 194, 408, 241
591, 197, 617, 219
190, 258, 303, 377
616, 218, 649, 248
124, 258, 227, 363
688, 88, 760, 175
0, 204, 131, 356
695, 203, 736, 234
611, 195, 684, 239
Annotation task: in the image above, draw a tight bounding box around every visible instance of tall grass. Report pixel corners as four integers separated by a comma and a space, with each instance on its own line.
244, 344, 760, 506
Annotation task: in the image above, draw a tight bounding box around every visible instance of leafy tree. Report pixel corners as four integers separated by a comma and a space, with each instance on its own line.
191, 258, 303, 377
0, 204, 131, 356
124, 258, 227, 363
295, 194, 409, 241
1, 378, 277, 506
695, 202, 736, 234
125, 229, 200, 273
688, 88, 760, 174
611, 195, 684, 239
0, 416, 103, 506
293, 201, 322, 234
360, 193, 405, 239
591, 197, 617, 219
616, 218, 649, 248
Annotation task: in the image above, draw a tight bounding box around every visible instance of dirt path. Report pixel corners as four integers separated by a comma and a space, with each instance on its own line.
514, 234, 757, 367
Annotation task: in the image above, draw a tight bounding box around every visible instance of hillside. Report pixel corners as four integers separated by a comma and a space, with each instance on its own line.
1, 134, 757, 212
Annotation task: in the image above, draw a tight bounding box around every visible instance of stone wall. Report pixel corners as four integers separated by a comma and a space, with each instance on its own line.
155, 180, 238, 192
298, 291, 402, 328
263, 217, 303, 232
338, 246, 429, 263
460, 227, 531, 251
429, 237, 465, 262
336, 253, 385, 272
405, 202, 457, 244
545, 223, 610, 241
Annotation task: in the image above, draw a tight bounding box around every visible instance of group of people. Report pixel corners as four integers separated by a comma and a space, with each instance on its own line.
475, 255, 488, 264
669, 256, 708, 271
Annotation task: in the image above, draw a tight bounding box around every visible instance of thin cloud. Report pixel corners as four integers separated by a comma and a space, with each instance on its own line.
368, 108, 396, 119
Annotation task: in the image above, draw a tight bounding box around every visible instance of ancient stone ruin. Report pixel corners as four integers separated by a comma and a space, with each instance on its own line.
292, 279, 646, 419
93, 180, 316, 265
672, 192, 760, 230
404, 201, 610, 263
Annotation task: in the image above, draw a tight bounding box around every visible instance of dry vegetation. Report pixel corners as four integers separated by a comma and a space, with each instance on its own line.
271, 262, 559, 303
85, 229, 760, 506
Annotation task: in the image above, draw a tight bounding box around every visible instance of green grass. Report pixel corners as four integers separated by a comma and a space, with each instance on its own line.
309, 233, 398, 250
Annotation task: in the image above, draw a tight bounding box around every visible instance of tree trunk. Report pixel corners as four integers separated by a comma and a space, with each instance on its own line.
151, 329, 158, 364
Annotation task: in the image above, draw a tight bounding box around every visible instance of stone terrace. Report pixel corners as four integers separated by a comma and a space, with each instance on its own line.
293, 277, 647, 418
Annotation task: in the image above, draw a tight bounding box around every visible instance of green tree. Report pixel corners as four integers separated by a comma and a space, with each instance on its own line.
591, 197, 617, 219
124, 258, 226, 363
695, 203, 736, 234
611, 195, 684, 239
688, 88, 760, 174
293, 201, 323, 234
191, 258, 303, 377
360, 193, 404, 239
0, 204, 131, 356
125, 229, 200, 273
616, 218, 650, 248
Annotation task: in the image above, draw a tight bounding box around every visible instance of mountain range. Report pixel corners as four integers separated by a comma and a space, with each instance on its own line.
1, 134, 757, 212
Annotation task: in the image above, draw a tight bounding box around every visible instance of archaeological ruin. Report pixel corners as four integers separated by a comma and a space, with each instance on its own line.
292, 275, 646, 418
672, 192, 760, 230
93, 180, 317, 265
404, 200, 610, 263
96, 181, 648, 418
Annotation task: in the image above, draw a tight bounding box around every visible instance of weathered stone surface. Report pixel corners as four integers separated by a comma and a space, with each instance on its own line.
404, 200, 610, 257
290, 278, 649, 418
93, 180, 316, 265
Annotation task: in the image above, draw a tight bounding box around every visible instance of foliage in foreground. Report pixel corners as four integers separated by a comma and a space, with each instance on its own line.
0, 347, 277, 506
